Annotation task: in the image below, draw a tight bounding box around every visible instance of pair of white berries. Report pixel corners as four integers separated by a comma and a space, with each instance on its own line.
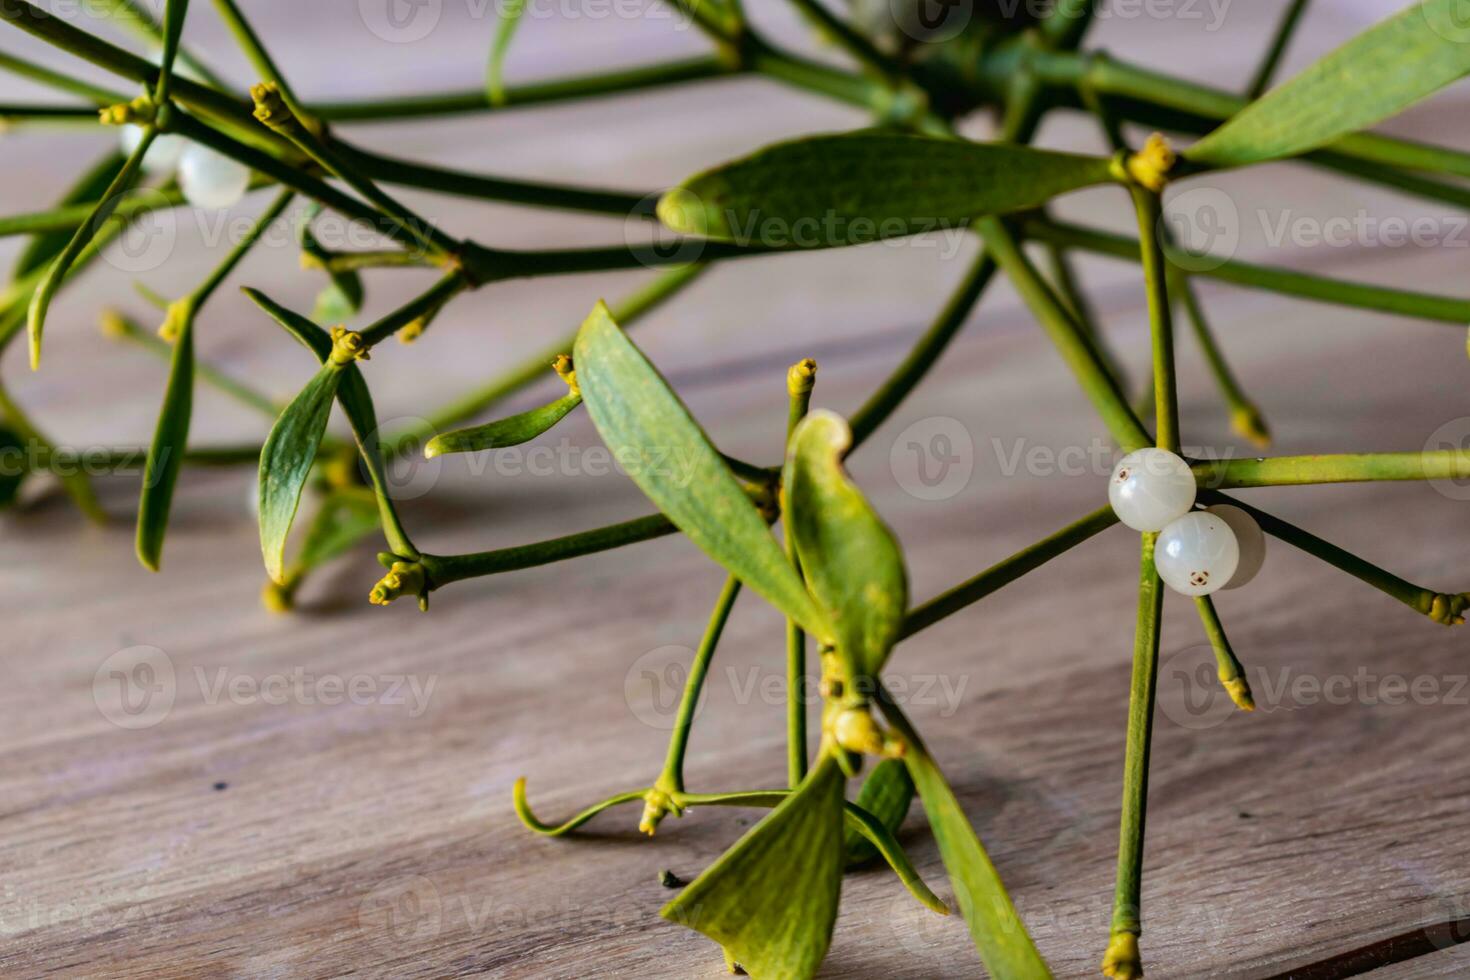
1108, 448, 1265, 597
118, 126, 251, 210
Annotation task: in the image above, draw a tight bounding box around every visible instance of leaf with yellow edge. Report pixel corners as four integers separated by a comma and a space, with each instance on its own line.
574, 301, 831, 641
661, 755, 845, 978
785, 410, 907, 678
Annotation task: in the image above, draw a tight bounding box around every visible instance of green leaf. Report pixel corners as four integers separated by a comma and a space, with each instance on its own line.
0, 425, 28, 507
786, 410, 906, 677
661, 756, 846, 978
134, 320, 195, 571
336, 364, 418, 559
312, 281, 360, 324
574, 301, 831, 640
658, 131, 1117, 246
424, 392, 581, 458
1185, 0, 1470, 168
844, 758, 914, 867
12, 151, 124, 280
258, 364, 342, 583
881, 697, 1052, 978
294, 487, 380, 570
486, 0, 527, 106
242, 287, 333, 361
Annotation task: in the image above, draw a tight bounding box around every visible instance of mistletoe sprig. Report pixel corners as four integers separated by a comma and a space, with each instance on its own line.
5, 0, 1470, 975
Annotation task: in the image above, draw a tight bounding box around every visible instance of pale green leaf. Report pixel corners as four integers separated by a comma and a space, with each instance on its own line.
844, 757, 914, 867
786, 410, 906, 677
574, 301, 831, 640
424, 392, 581, 458
258, 364, 341, 583
658, 131, 1117, 246
135, 320, 194, 571
881, 696, 1052, 978
661, 756, 846, 978
1186, 0, 1470, 167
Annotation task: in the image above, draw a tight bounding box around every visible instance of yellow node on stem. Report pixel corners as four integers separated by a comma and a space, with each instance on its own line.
1102, 931, 1142, 980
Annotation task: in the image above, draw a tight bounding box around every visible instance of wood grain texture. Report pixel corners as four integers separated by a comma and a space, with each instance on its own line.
4, 2, 1470, 977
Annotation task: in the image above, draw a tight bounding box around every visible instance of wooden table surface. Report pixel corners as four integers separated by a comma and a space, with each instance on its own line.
4, 2, 1470, 977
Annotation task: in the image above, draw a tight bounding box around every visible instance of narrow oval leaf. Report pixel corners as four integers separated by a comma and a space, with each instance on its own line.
337, 364, 418, 560
661, 756, 845, 979
135, 321, 195, 571
424, 392, 581, 458
242, 286, 333, 361
786, 410, 906, 677
13, 151, 124, 280
880, 697, 1053, 978
1185, 0, 1470, 168
658, 131, 1117, 246
844, 757, 914, 867
259, 364, 341, 583
574, 301, 831, 641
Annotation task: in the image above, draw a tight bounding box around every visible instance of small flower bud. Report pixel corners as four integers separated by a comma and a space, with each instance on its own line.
368, 561, 427, 608
787, 358, 816, 397
329, 325, 370, 365
1101, 932, 1142, 980
552, 354, 578, 395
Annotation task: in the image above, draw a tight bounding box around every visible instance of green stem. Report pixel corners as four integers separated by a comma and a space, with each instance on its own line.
191, 188, 295, 309
358, 273, 468, 347
1198, 490, 1467, 625
901, 505, 1118, 639
151, 0, 189, 105
977, 217, 1150, 450
1246, 0, 1310, 100
1022, 217, 1470, 325
102, 311, 283, 419
1195, 595, 1253, 711
1131, 186, 1179, 453
1170, 268, 1269, 446
90, 0, 228, 90
384, 264, 708, 458
785, 362, 815, 788
420, 513, 678, 591
209, 0, 305, 114
0, 49, 126, 104
1111, 533, 1163, 950
338, 144, 649, 217
659, 575, 743, 793
1192, 450, 1470, 487
313, 57, 731, 121
849, 247, 995, 449
315, 249, 433, 275
781, 0, 904, 87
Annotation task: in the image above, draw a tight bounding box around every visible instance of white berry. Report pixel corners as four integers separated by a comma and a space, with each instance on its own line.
1206, 504, 1265, 590
179, 143, 251, 210
119, 124, 186, 176
1156, 511, 1239, 597
1108, 448, 1196, 532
